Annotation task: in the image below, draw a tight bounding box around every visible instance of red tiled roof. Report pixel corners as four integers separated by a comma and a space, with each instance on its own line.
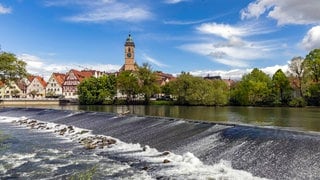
34, 76, 47, 88
27, 75, 35, 83
68, 69, 94, 83
52, 73, 66, 86
155, 72, 176, 86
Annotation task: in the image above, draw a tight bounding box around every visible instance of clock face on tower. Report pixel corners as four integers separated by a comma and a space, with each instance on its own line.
127, 52, 132, 58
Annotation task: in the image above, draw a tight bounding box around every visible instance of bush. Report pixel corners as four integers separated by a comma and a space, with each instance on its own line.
289, 97, 307, 107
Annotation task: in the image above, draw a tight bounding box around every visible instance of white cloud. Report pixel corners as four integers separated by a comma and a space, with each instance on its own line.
186, 64, 288, 80
260, 64, 288, 76
0, 3, 12, 14
180, 42, 269, 67
45, 0, 152, 23
142, 53, 169, 68
18, 53, 121, 81
179, 21, 280, 67
197, 22, 273, 39
197, 23, 249, 39
241, 0, 320, 25
301, 26, 320, 51
164, 0, 189, 4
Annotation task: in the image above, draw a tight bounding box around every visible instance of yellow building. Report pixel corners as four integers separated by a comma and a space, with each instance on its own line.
0, 80, 27, 99
26, 76, 47, 98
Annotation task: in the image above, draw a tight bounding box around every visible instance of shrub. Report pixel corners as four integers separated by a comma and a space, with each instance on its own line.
289, 97, 307, 107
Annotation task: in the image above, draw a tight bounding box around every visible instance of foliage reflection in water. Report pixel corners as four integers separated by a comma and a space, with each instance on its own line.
65, 105, 320, 132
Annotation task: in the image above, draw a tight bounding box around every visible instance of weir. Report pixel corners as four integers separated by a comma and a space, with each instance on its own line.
0, 107, 319, 179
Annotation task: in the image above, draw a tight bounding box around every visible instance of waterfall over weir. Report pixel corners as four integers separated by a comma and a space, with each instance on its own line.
0, 107, 319, 179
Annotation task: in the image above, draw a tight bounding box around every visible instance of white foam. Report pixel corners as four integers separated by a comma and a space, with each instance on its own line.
0, 115, 268, 179
0, 153, 37, 174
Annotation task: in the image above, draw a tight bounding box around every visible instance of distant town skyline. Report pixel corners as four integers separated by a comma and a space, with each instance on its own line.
1, 0, 320, 80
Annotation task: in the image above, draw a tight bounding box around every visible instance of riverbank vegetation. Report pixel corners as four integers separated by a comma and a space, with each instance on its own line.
2, 48, 320, 107
77, 49, 320, 107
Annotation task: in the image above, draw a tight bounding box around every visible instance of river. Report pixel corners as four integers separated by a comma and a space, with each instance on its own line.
23, 105, 320, 132
0, 106, 319, 179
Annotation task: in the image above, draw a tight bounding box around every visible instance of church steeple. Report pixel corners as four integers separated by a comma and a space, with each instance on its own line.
120, 34, 137, 71
125, 34, 135, 46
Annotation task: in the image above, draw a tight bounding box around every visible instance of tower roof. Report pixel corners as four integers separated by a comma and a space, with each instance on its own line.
125, 34, 135, 47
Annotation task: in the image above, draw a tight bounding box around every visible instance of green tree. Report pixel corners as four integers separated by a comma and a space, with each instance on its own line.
161, 83, 172, 96
231, 68, 272, 106
304, 49, 320, 83
168, 73, 229, 106
169, 72, 193, 105
0, 52, 27, 83
303, 49, 320, 105
138, 63, 160, 104
186, 79, 229, 106
210, 79, 229, 106
78, 75, 117, 105
117, 71, 139, 103
272, 69, 292, 105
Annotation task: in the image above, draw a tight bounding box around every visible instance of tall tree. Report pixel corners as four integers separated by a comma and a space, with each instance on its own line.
272, 69, 292, 105
303, 49, 320, 105
78, 75, 117, 104
231, 68, 272, 106
288, 56, 304, 97
138, 63, 160, 104
304, 49, 320, 83
169, 73, 229, 106
170, 72, 193, 105
117, 70, 139, 103
0, 52, 27, 83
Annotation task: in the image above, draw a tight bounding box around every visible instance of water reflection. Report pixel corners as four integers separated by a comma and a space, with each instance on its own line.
14, 105, 320, 132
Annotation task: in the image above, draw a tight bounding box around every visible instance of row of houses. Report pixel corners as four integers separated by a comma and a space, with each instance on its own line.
0, 69, 107, 99
0, 69, 175, 100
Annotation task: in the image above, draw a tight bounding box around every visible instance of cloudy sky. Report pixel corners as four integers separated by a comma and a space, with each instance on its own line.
1, 0, 320, 80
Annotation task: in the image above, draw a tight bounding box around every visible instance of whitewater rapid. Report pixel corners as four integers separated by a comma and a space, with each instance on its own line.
0, 115, 265, 179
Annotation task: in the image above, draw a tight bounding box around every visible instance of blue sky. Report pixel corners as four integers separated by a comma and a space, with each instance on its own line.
1, 0, 320, 80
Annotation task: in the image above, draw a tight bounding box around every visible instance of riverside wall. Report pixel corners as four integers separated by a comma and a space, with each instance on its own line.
0, 99, 61, 106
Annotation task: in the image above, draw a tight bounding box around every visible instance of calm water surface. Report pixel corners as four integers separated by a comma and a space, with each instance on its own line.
19, 105, 320, 132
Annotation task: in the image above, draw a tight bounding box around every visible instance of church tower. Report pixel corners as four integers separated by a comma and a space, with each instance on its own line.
120, 34, 137, 71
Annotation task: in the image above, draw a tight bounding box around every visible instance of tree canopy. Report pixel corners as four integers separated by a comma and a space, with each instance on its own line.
231, 68, 272, 106
138, 63, 160, 104
304, 49, 320, 83
272, 69, 292, 105
78, 75, 117, 104
0, 52, 27, 83
167, 73, 229, 106
117, 70, 140, 103
303, 49, 320, 105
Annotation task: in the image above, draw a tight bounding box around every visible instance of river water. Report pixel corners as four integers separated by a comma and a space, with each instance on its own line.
54, 105, 320, 132
0, 106, 320, 179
